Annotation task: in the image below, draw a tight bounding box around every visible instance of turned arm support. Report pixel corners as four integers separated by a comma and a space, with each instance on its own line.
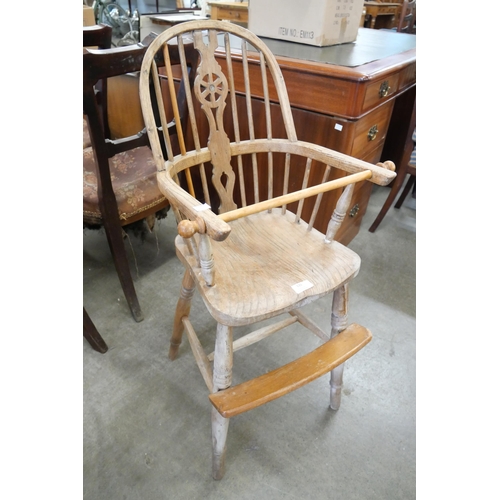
178, 217, 216, 287
323, 160, 395, 243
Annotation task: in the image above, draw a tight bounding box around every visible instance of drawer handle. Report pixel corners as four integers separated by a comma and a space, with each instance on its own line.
379, 80, 391, 98
368, 125, 378, 141
349, 204, 360, 218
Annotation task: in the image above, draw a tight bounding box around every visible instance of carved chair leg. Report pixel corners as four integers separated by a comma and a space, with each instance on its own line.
83, 307, 108, 353
394, 174, 415, 209
330, 284, 349, 410
102, 219, 143, 322
211, 323, 233, 480
170, 269, 196, 360
368, 168, 408, 233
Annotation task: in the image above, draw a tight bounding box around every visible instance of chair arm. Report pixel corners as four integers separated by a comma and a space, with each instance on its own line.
229, 139, 397, 186
157, 171, 232, 242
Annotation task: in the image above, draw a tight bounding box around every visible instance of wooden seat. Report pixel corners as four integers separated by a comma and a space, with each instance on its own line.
83, 28, 198, 322
139, 20, 396, 479
176, 210, 362, 325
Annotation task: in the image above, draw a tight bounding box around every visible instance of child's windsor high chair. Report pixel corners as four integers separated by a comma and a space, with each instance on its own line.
139, 20, 396, 479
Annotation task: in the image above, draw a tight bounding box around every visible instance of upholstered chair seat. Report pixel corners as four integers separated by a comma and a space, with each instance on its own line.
83, 144, 166, 227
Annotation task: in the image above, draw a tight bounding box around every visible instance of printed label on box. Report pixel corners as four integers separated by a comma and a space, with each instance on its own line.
249, 0, 364, 47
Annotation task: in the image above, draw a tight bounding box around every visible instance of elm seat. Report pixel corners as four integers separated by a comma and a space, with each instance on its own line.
176, 210, 361, 326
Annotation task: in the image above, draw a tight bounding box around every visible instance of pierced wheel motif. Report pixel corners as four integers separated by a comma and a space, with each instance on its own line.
197, 72, 228, 108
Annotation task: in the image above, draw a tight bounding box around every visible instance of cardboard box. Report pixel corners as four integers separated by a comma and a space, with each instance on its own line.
83, 5, 96, 27
248, 0, 365, 47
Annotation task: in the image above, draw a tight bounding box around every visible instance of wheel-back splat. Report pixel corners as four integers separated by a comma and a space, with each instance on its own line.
193, 30, 236, 213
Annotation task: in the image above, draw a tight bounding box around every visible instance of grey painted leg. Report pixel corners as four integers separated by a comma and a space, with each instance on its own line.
330, 284, 349, 410
169, 270, 195, 360
211, 323, 233, 479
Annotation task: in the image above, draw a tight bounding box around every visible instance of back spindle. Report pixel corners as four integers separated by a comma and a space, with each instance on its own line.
295, 157, 312, 223
307, 164, 332, 231
224, 34, 247, 207
281, 153, 291, 215
151, 59, 174, 163
259, 51, 274, 206
241, 39, 259, 203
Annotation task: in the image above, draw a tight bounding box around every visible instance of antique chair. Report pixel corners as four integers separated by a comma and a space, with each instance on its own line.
397, 0, 416, 34
83, 24, 113, 351
139, 21, 396, 479
83, 23, 112, 48
83, 24, 112, 148
369, 102, 416, 232
83, 31, 198, 322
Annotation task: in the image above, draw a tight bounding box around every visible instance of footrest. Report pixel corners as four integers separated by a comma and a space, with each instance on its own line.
209, 323, 372, 418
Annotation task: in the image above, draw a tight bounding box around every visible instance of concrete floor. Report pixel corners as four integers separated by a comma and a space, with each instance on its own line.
83, 184, 416, 499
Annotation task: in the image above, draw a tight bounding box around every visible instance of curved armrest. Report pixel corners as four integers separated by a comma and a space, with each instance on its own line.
157, 170, 232, 241
228, 139, 397, 186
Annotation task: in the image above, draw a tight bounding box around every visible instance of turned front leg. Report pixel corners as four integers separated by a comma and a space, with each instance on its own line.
211, 323, 233, 480
170, 270, 195, 360
330, 284, 349, 410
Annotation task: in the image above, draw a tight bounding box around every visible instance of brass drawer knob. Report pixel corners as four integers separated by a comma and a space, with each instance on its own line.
379, 80, 391, 98
367, 125, 378, 141
349, 204, 360, 218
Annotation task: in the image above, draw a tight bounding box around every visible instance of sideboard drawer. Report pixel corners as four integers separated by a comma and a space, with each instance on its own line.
398, 61, 416, 91
360, 141, 385, 165
361, 73, 399, 114
351, 100, 395, 158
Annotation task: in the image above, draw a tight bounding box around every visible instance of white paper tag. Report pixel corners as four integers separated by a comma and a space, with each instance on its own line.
334, 123, 343, 132
194, 203, 211, 212
291, 280, 314, 293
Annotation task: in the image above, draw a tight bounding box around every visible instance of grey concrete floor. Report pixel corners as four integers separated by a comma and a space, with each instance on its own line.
83, 183, 416, 499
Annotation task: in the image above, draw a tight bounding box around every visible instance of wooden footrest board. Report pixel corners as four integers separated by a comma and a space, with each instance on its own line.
209, 323, 371, 418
